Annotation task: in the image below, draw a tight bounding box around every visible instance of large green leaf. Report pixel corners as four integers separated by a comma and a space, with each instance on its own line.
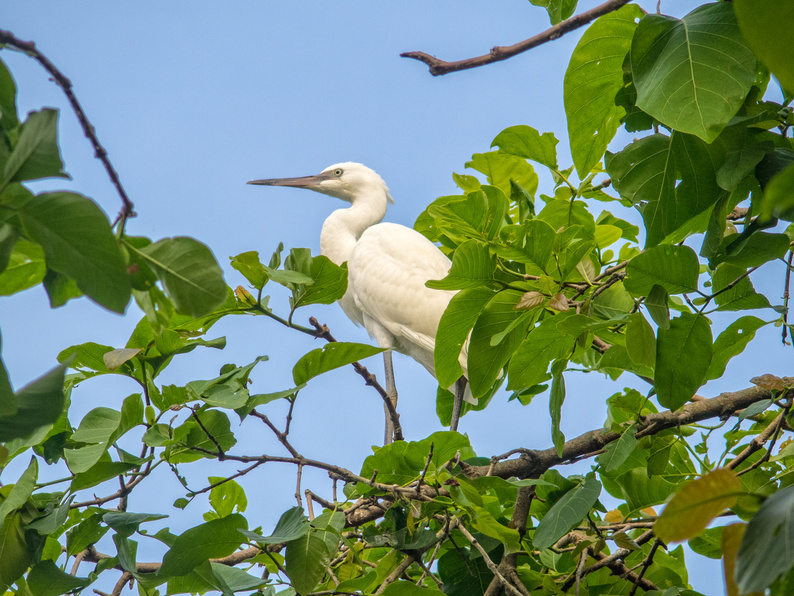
292, 342, 384, 386
465, 153, 537, 200
706, 316, 766, 381
0, 513, 32, 591
0, 238, 46, 297
712, 264, 771, 311
507, 314, 577, 391
435, 287, 495, 388
630, 3, 756, 142
242, 507, 309, 545
734, 0, 794, 93
426, 240, 495, 290
158, 514, 247, 577
655, 313, 712, 410
624, 244, 699, 295
285, 517, 336, 595
533, 478, 602, 550
736, 485, 794, 594
0, 458, 37, 521
284, 249, 348, 309
491, 125, 558, 170
565, 3, 643, 177
19, 192, 129, 313
136, 236, 226, 317
468, 290, 528, 398
0, 362, 67, 441
27, 560, 92, 596
0, 57, 19, 130
2, 109, 68, 185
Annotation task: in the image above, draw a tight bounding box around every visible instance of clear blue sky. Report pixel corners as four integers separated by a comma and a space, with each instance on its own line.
4, 1, 778, 592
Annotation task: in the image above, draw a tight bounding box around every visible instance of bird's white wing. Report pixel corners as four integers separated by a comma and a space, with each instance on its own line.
347, 222, 456, 373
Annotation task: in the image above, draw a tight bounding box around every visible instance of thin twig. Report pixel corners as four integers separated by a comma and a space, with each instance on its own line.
628, 539, 663, 596
0, 30, 135, 227
191, 408, 225, 458
401, 0, 632, 76
454, 520, 525, 596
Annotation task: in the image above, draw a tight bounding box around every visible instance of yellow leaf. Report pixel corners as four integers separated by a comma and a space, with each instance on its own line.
604, 509, 624, 524
103, 347, 142, 371
641, 507, 657, 517
722, 523, 763, 596
654, 469, 741, 543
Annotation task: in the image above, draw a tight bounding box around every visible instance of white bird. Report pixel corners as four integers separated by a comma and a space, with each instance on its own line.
248, 162, 469, 443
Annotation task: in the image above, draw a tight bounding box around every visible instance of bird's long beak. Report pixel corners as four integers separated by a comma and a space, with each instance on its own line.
247, 172, 331, 188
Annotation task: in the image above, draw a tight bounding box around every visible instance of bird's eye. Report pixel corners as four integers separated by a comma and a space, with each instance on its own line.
333, 169, 343, 177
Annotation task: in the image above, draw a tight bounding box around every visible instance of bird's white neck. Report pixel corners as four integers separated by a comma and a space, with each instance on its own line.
320, 198, 388, 266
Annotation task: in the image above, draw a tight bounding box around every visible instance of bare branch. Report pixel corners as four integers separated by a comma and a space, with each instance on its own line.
0, 29, 135, 226
400, 0, 632, 76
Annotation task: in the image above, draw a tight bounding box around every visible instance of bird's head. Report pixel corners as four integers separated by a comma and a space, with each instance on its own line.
248, 162, 394, 205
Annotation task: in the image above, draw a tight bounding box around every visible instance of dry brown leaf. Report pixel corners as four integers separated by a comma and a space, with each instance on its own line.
515, 291, 546, 310
549, 293, 570, 312
750, 373, 785, 391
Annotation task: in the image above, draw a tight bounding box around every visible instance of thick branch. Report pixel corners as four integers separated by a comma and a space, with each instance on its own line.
0, 29, 135, 225
400, 0, 632, 76
461, 380, 790, 480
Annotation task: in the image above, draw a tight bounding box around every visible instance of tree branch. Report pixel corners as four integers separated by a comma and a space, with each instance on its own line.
0, 29, 135, 227
400, 0, 632, 76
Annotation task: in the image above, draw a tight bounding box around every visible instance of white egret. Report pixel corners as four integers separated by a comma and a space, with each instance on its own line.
248, 162, 470, 443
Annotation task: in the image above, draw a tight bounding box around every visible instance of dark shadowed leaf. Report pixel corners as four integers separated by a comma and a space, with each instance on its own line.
655, 313, 712, 410
736, 485, 794, 594
631, 4, 756, 142
27, 560, 91, 596
734, 0, 794, 93
0, 362, 67, 441
534, 478, 602, 550
19, 192, 129, 313
158, 514, 247, 577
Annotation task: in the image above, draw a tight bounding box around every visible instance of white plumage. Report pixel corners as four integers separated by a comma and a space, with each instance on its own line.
249, 162, 468, 443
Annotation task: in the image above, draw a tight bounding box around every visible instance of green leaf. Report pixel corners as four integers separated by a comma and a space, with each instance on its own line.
435, 287, 495, 388
549, 359, 566, 456
630, 3, 756, 142
284, 249, 347, 309
596, 423, 639, 472
565, 3, 643, 177
381, 581, 438, 596
19, 192, 129, 313
654, 469, 740, 544
0, 238, 45, 296
645, 284, 670, 330
624, 244, 699, 295
243, 507, 309, 545
465, 153, 538, 200
760, 162, 794, 222
706, 316, 766, 381
0, 457, 37, 521
285, 523, 333, 595
229, 251, 268, 289
533, 478, 602, 550
736, 485, 794, 593
158, 514, 247, 577
655, 313, 712, 410
468, 290, 528, 398
0, 221, 19, 275
507, 314, 577, 390
715, 231, 791, 269
208, 477, 247, 517
43, 269, 82, 308
491, 125, 558, 170
426, 240, 495, 290
292, 342, 384, 386
26, 560, 92, 596
528, 0, 577, 25
209, 562, 267, 593
2, 109, 68, 185
66, 513, 109, 556
626, 312, 655, 368
0, 362, 67, 442
102, 511, 168, 538
0, 512, 30, 590
71, 407, 121, 444
734, 0, 794, 93
136, 237, 226, 317
0, 57, 19, 130
712, 264, 771, 311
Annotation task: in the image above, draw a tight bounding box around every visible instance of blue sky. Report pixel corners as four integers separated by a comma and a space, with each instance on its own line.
3, 1, 777, 591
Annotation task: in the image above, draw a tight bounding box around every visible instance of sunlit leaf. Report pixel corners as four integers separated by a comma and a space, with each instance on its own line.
565, 3, 643, 177
624, 244, 699, 295
654, 469, 740, 543
3, 109, 68, 184
491, 125, 558, 170
734, 0, 794, 93
293, 342, 384, 386
631, 3, 756, 142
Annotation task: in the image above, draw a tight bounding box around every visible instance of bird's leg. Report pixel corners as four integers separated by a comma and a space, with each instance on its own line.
451, 377, 467, 433
382, 350, 398, 445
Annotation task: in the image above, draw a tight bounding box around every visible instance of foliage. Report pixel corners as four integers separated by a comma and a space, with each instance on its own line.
1, 2, 794, 596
